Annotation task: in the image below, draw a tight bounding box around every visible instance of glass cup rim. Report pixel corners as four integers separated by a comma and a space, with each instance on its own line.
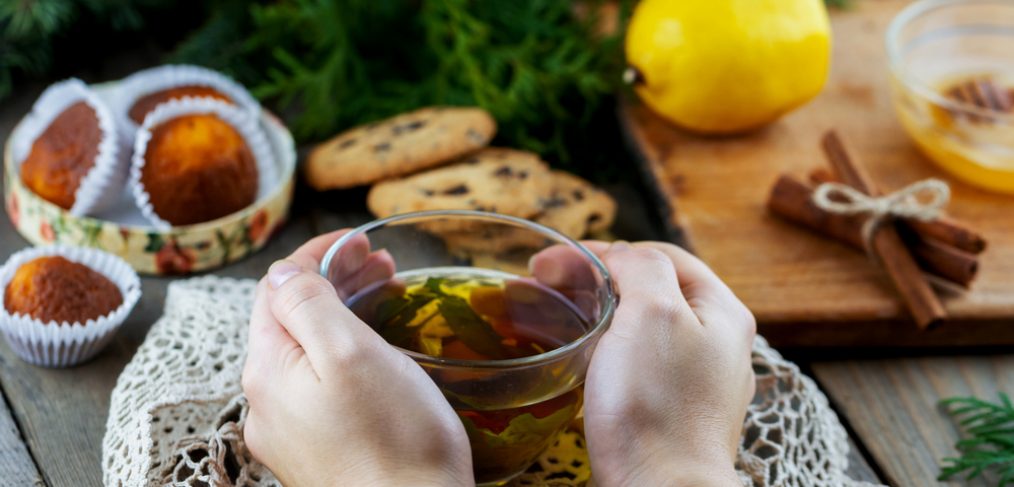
319, 209, 618, 370
885, 0, 1014, 123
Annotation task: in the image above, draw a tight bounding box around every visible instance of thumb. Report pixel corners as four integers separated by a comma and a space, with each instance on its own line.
602, 243, 696, 338
266, 260, 376, 375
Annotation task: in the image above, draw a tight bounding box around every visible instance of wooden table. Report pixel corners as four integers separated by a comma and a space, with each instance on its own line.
0, 69, 1008, 487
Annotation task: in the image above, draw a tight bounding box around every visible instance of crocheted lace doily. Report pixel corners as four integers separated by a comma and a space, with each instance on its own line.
102, 276, 882, 487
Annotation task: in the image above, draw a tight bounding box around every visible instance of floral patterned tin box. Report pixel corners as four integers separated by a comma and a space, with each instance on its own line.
3, 80, 296, 275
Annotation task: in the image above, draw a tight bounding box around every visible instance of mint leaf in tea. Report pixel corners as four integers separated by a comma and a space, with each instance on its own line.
347, 270, 589, 361
346, 268, 590, 484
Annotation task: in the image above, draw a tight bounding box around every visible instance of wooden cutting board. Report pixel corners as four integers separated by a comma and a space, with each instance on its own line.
620, 0, 1014, 347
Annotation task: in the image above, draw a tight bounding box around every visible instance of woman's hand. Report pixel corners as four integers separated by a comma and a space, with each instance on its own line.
241, 230, 473, 487
535, 241, 755, 486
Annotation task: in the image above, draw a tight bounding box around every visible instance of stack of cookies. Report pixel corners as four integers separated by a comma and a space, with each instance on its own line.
306, 107, 617, 250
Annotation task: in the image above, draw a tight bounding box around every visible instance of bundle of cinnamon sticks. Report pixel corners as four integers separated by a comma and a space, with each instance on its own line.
767, 131, 986, 330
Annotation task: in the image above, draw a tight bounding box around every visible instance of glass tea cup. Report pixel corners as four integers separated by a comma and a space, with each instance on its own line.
320, 210, 616, 486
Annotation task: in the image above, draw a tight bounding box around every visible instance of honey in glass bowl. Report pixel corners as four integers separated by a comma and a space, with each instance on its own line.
887, 0, 1014, 194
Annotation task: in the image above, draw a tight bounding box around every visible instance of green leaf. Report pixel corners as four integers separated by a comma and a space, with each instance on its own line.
439, 295, 507, 360
379, 293, 436, 327
423, 277, 447, 296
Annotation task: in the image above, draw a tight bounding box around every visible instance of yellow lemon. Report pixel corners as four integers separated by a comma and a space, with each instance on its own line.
625, 0, 832, 134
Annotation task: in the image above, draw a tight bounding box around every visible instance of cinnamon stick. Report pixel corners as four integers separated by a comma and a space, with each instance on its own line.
768, 175, 978, 287
821, 131, 947, 329
944, 77, 1013, 123
809, 168, 986, 254
900, 226, 979, 289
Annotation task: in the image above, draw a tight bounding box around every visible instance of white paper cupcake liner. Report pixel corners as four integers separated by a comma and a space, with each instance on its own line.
0, 245, 142, 368
115, 64, 261, 141
129, 97, 278, 230
11, 78, 128, 216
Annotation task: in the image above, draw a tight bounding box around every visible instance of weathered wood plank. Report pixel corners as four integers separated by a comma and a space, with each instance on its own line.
813, 356, 1014, 487
0, 390, 44, 486
845, 436, 882, 485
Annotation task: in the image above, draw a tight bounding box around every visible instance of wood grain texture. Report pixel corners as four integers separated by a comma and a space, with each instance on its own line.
813, 356, 1014, 487
846, 436, 882, 485
620, 0, 1014, 346
0, 391, 43, 486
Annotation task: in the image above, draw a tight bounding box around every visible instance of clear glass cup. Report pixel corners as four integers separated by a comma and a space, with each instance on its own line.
319, 210, 616, 486
887, 0, 1014, 194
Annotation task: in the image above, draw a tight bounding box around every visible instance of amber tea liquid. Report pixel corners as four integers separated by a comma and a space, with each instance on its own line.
346, 267, 589, 484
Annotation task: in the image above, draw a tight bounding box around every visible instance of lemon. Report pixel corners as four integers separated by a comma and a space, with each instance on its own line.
625, 0, 832, 134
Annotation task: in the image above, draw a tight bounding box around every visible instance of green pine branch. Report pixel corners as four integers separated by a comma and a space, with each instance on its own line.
172, 0, 629, 169
940, 393, 1014, 486
0, 0, 174, 99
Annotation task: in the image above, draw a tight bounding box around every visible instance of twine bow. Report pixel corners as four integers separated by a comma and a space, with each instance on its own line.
812, 178, 951, 255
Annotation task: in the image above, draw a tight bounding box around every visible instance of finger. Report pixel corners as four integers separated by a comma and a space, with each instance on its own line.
244, 280, 303, 396
529, 241, 611, 320
633, 242, 734, 302
335, 250, 397, 300
266, 260, 377, 376
247, 279, 295, 363
633, 242, 753, 333
529, 246, 594, 290
578, 240, 612, 255
602, 242, 695, 336
529, 241, 610, 291
321, 232, 375, 284
285, 229, 367, 276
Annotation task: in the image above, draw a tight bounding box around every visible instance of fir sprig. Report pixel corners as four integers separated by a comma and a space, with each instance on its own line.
174, 0, 628, 168
0, 0, 173, 99
940, 393, 1014, 485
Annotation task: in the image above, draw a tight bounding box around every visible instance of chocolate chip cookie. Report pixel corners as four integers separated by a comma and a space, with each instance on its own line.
438, 170, 617, 252
306, 106, 496, 190
366, 148, 552, 222
537, 170, 617, 237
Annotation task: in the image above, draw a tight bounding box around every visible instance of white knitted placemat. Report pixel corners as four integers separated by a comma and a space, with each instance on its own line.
101, 276, 883, 487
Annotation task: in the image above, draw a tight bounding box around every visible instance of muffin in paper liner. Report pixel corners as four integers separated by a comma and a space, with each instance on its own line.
129, 97, 277, 230
115, 64, 261, 140
0, 245, 141, 367
11, 78, 128, 216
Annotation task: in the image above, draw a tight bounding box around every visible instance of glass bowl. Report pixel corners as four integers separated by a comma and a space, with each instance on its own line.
887, 0, 1014, 194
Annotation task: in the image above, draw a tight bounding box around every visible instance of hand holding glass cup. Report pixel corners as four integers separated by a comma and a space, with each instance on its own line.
320, 210, 616, 486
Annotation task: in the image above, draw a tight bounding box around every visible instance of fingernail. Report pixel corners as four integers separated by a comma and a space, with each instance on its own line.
268, 260, 301, 289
